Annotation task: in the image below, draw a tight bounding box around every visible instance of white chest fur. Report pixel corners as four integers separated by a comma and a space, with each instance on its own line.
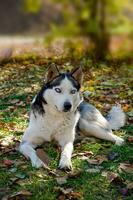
22, 104, 80, 145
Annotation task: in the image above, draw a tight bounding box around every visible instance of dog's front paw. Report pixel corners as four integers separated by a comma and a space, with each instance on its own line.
58, 157, 72, 171
115, 137, 124, 146
31, 157, 44, 168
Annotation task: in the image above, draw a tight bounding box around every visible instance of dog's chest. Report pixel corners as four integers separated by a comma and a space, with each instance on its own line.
38, 110, 76, 141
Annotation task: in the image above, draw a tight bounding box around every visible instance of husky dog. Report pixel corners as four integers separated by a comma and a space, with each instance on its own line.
19, 65, 125, 169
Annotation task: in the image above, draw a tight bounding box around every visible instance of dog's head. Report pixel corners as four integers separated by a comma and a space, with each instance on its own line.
43, 64, 83, 113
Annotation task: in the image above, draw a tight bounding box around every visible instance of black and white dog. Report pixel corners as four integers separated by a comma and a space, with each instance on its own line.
19, 65, 125, 169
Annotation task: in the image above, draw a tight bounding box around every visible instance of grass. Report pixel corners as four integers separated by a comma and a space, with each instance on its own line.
0, 56, 133, 199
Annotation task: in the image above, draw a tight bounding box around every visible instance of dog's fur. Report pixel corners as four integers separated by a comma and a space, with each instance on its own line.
19, 65, 125, 169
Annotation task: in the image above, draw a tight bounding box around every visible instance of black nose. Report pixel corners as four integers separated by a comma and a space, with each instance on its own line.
63, 102, 72, 112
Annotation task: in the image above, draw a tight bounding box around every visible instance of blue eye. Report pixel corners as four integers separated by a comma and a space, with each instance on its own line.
71, 89, 77, 94
55, 88, 61, 93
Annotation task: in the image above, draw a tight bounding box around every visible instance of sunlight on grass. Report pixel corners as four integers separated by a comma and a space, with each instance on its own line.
0, 57, 133, 199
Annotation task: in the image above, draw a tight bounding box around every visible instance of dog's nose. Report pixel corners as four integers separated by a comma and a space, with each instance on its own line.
63, 102, 72, 112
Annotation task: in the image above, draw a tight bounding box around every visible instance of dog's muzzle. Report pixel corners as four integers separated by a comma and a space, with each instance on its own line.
63, 102, 72, 112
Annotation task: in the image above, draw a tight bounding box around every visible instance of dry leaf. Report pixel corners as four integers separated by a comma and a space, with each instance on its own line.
127, 136, 133, 143
86, 168, 101, 173
36, 148, 50, 166
102, 171, 123, 184
106, 172, 118, 182
72, 151, 93, 158
127, 182, 133, 189
87, 159, 100, 165
10, 99, 20, 104
3, 160, 13, 166
87, 155, 107, 165
54, 187, 73, 195
0, 148, 13, 156
69, 191, 82, 199
58, 194, 66, 200
119, 163, 133, 173
55, 187, 81, 200
56, 175, 68, 185
68, 170, 83, 178
8, 190, 32, 199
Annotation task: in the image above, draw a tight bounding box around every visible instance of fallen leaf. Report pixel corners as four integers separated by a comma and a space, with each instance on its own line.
9, 177, 19, 186
56, 175, 68, 185
68, 170, 83, 178
14, 179, 28, 186
119, 163, 133, 173
87, 155, 107, 165
72, 151, 93, 158
10, 99, 20, 104
16, 101, 25, 106
102, 171, 123, 184
36, 148, 50, 166
86, 168, 101, 173
3, 159, 13, 166
0, 148, 13, 156
58, 194, 66, 200
14, 160, 26, 167
87, 159, 99, 165
8, 190, 32, 199
55, 187, 81, 200
127, 136, 133, 143
127, 182, 133, 189
54, 187, 73, 195
106, 172, 118, 182
69, 191, 82, 199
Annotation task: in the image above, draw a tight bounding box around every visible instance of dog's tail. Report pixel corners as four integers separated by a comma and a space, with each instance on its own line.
78, 102, 125, 145
106, 104, 126, 130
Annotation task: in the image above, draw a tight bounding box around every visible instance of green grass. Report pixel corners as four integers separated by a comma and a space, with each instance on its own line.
0, 57, 133, 199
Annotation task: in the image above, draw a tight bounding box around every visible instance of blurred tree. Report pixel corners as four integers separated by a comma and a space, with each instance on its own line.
23, 0, 42, 13
23, 0, 133, 60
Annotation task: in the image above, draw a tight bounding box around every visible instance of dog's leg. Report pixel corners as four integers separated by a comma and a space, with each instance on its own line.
19, 141, 44, 168
79, 118, 124, 145
58, 141, 73, 170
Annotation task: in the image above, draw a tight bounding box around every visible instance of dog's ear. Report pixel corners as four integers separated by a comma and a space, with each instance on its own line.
71, 67, 83, 85
46, 64, 60, 82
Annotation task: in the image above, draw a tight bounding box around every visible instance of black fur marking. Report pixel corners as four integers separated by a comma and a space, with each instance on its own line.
32, 85, 47, 116
47, 73, 80, 90
67, 74, 80, 91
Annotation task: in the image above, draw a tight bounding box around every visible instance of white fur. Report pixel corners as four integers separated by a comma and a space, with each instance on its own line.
19, 77, 125, 169
19, 78, 81, 169
79, 118, 124, 146
44, 77, 81, 112
107, 104, 126, 130
78, 103, 125, 146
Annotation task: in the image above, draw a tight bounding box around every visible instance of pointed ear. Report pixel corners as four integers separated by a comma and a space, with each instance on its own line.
46, 64, 60, 82
71, 67, 83, 85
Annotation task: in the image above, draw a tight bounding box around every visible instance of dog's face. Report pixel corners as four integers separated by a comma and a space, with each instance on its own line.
43, 65, 83, 112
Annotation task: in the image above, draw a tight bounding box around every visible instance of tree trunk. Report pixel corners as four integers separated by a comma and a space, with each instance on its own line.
89, 0, 109, 60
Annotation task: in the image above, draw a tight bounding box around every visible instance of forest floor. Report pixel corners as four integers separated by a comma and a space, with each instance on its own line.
0, 49, 133, 200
